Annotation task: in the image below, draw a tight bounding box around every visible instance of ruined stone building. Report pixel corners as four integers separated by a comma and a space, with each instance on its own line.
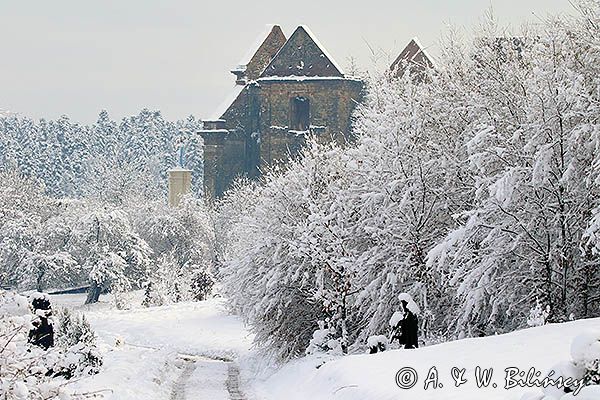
200, 25, 433, 198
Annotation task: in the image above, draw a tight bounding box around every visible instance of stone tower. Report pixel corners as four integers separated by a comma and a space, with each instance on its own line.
168, 167, 192, 207
200, 25, 363, 198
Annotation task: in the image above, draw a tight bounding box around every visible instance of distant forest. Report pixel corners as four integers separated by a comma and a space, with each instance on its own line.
0, 109, 204, 200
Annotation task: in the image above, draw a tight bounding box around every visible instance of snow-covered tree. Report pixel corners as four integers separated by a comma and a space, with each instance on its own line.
428, 3, 600, 335
0, 170, 79, 291
69, 206, 152, 305
134, 195, 216, 305
218, 142, 337, 360
219, 2, 600, 359
54, 307, 103, 378
0, 109, 204, 199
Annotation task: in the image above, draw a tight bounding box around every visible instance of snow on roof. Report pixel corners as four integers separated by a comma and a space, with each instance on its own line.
209, 84, 245, 121
236, 24, 280, 68
257, 76, 360, 82
298, 25, 345, 76
410, 36, 437, 69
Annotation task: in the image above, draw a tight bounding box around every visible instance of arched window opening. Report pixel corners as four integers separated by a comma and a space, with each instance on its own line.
290, 96, 310, 131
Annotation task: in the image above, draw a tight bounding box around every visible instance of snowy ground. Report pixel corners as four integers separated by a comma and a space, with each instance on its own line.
51, 293, 253, 400
51, 293, 598, 400
252, 318, 600, 400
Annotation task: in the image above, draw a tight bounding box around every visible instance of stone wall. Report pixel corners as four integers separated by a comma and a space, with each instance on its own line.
255, 77, 363, 168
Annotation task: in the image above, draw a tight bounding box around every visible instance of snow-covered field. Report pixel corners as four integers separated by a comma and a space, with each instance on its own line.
52, 294, 598, 400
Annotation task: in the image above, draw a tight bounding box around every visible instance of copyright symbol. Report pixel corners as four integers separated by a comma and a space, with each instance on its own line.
395, 367, 418, 389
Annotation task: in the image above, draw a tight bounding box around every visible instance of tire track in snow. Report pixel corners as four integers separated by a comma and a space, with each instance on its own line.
171, 354, 246, 400
225, 362, 246, 400
170, 357, 197, 400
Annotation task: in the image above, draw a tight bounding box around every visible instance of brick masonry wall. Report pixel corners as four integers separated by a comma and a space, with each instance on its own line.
256, 78, 363, 169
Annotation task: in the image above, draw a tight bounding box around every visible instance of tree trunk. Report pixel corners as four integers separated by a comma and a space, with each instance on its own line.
85, 281, 101, 304
36, 263, 46, 293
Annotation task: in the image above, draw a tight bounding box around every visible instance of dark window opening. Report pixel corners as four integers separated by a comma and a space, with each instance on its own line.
290, 96, 310, 131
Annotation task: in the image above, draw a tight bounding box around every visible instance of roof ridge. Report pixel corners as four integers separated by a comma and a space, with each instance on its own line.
259, 25, 344, 78
297, 25, 345, 75
236, 24, 284, 68
410, 36, 437, 69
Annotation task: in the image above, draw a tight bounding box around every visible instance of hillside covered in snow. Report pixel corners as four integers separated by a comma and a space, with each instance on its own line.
252, 318, 600, 400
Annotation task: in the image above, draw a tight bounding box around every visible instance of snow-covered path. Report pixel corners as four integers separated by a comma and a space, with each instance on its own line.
170, 357, 197, 400
51, 294, 253, 400
169, 354, 247, 400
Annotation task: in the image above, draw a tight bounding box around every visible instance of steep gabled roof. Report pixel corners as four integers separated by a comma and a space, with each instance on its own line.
213, 25, 286, 120
232, 24, 287, 82
209, 84, 245, 121
390, 37, 435, 79
260, 25, 344, 78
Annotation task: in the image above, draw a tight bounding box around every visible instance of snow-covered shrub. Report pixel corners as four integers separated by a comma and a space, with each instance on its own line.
398, 293, 420, 315
55, 308, 93, 347
211, 178, 261, 276
389, 294, 421, 341
527, 298, 551, 327
190, 266, 214, 301
219, 140, 357, 360
0, 290, 91, 399
366, 335, 388, 354
142, 253, 214, 306
305, 321, 343, 356
134, 195, 216, 306
521, 331, 600, 399
54, 307, 103, 378
142, 280, 165, 307
571, 331, 600, 386
389, 311, 404, 329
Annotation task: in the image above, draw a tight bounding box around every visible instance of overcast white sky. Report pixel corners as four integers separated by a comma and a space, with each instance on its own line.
0, 0, 575, 123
